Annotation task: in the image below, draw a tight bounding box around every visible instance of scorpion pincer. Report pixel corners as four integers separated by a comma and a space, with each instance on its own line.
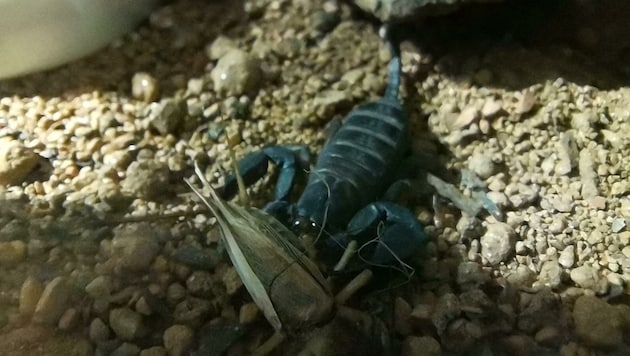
221, 29, 427, 269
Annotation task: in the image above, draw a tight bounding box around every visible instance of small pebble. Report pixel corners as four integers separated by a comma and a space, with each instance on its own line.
238, 303, 259, 325
19, 277, 44, 317
140, 347, 168, 356
131, 72, 159, 102
58, 308, 79, 330
570, 265, 607, 294
111, 342, 141, 356
558, 246, 575, 268
480, 222, 516, 265
89, 317, 111, 342
535, 259, 562, 289
0, 240, 27, 265
85, 275, 112, 299
110, 307, 144, 341
211, 49, 263, 96
401, 336, 441, 356
163, 324, 194, 356
33, 277, 71, 325
467, 151, 496, 179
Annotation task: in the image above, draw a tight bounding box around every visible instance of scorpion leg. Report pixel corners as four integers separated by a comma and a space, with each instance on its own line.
338, 202, 426, 266
222, 145, 310, 202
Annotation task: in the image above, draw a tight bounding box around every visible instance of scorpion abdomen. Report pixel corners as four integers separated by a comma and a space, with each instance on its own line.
297, 97, 408, 229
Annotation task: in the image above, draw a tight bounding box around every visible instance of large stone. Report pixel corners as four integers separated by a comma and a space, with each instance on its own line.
33, 277, 71, 325
573, 295, 623, 348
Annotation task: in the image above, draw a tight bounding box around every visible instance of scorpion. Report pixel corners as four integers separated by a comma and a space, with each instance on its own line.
220, 28, 426, 270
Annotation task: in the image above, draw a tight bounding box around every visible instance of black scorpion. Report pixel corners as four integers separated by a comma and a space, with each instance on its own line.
220, 30, 426, 269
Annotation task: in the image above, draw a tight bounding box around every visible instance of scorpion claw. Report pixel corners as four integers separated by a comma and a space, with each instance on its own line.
343, 202, 427, 267
222, 145, 310, 202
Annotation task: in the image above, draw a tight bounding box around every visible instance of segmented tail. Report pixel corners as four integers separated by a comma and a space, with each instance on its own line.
381, 25, 402, 100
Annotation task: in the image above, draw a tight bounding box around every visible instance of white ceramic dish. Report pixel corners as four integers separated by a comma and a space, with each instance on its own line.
0, 0, 159, 79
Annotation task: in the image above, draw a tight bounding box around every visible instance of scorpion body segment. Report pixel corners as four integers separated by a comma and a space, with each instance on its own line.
221, 34, 426, 268
296, 52, 406, 231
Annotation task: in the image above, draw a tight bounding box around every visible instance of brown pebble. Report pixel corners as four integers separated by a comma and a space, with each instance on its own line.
401, 336, 441, 356
238, 303, 259, 325
132, 72, 160, 102
33, 277, 71, 325
58, 308, 79, 331
19, 277, 44, 317
163, 324, 194, 356
0, 240, 28, 265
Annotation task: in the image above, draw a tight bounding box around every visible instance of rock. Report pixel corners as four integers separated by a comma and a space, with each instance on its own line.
497, 334, 537, 356
452, 107, 479, 130
548, 215, 567, 234
111, 342, 141, 356
222, 266, 243, 296
468, 151, 496, 179
506, 265, 536, 287
555, 132, 577, 176
135, 296, 152, 316
401, 336, 441, 356
163, 324, 194, 356
311, 89, 352, 119
110, 307, 144, 341
211, 49, 262, 96
480, 222, 516, 265
558, 246, 575, 268
173, 297, 213, 325
535, 259, 562, 289
131, 72, 159, 102
121, 160, 171, 201
85, 275, 113, 299
111, 223, 161, 272
352, 0, 500, 21
514, 90, 537, 114
431, 293, 461, 335
456, 261, 490, 288
456, 215, 483, 240
509, 183, 539, 209
167, 283, 187, 303
311, 8, 341, 36
570, 265, 607, 294
534, 325, 563, 347
147, 98, 187, 135
612, 217, 627, 233
578, 148, 599, 199
185, 271, 214, 297
172, 245, 221, 271
573, 295, 623, 348
33, 277, 72, 325
58, 308, 79, 331
238, 303, 259, 325
481, 98, 503, 118
19, 277, 44, 317
517, 289, 563, 334
140, 347, 167, 356
89, 317, 111, 342
440, 318, 482, 352
545, 194, 573, 213
0, 240, 27, 265
0, 139, 40, 186
206, 35, 236, 60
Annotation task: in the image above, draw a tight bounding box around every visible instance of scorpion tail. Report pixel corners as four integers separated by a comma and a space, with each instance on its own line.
380, 24, 402, 101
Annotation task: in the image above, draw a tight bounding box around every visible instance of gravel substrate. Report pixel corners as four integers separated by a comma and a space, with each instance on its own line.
0, 0, 629, 355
